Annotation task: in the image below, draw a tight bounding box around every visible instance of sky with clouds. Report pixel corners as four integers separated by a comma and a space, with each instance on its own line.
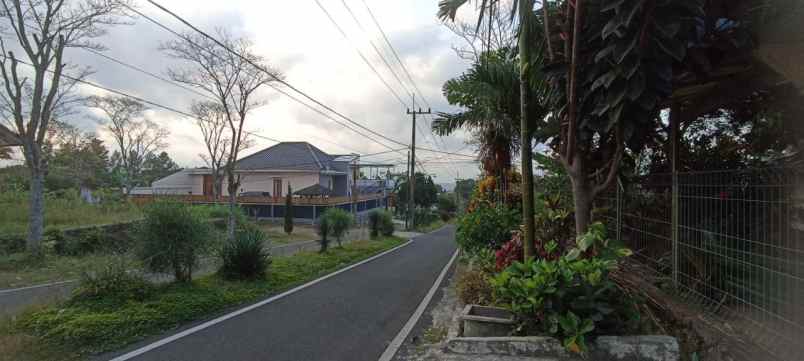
4, 0, 487, 184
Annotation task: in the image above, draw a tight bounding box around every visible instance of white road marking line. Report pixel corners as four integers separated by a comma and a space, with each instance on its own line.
0, 280, 77, 295
109, 239, 414, 361
378, 248, 460, 361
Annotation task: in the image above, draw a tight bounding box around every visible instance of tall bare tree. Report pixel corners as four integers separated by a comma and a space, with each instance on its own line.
161, 29, 281, 240
191, 100, 228, 198
88, 95, 167, 195
0, 0, 131, 254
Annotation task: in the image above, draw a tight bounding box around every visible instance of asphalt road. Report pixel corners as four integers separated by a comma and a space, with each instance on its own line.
104, 225, 457, 361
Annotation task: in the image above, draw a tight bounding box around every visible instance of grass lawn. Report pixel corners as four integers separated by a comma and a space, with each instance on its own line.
255, 222, 318, 245
0, 236, 405, 360
0, 193, 141, 236
415, 219, 449, 233
0, 253, 126, 289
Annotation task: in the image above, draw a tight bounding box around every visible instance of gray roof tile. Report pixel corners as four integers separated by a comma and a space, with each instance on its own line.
236, 142, 351, 172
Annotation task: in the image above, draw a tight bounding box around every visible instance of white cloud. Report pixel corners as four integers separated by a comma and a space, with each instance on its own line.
41, 0, 484, 182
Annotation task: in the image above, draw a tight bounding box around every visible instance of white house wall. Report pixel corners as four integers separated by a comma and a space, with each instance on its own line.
218, 172, 321, 197
151, 169, 196, 195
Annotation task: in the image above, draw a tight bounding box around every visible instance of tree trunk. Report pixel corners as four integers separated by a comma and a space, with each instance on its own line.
569, 154, 593, 236
27, 167, 45, 255
226, 172, 238, 241
519, 0, 536, 259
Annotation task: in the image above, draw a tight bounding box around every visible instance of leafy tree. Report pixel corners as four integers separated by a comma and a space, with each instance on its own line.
45, 123, 110, 190
395, 172, 439, 210
440, 0, 706, 237
324, 208, 354, 247
454, 178, 476, 207
284, 184, 293, 235
141, 151, 180, 185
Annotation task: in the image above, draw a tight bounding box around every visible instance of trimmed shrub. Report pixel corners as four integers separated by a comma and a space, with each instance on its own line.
378, 210, 395, 236
0, 234, 25, 255
219, 228, 271, 280
136, 201, 212, 282
72, 259, 154, 303
455, 204, 519, 254
368, 209, 395, 238
491, 223, 637, 354
316, 214, 331, 253
323, 208, 353, 247
495, 232, 523, 272
368, 210, 381, 238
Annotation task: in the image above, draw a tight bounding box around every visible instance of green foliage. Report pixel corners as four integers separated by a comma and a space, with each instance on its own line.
316, 214, 331, 252
218, 228, 271, 280
533, 152, 573, 210
72, 258, 154, 304
368, 209, 392, 238
136, 201, 212, 282
454, 178, 476, 210
491, 222, 636, 354
533, 194, 575, 258
455, 203, 519, 254
437, 193, 457, 219
140, 151, 180, 186
321, 208, 354, 247
284, 184, 293, 235
0, 187, 141, 237
14, 237, 403, 355
433, 49, 544, 175
395, 172, 439, 210
413, 209, 439, 229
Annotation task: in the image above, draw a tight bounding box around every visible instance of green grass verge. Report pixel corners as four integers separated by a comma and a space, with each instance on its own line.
0, 195, 141, 236
415, 219, 449, 233
1, 236, 404, 360
0, 253, 127, 289
255, 222, 318, 245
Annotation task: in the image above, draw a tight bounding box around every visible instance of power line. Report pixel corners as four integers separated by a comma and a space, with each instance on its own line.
359, 0, 447, 149
80, 47, 217, 102
141, 0, 410, 152
339, 0, 413, 97
312, 0, 407, 108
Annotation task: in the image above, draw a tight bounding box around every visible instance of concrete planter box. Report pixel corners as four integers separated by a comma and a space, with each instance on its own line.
459, 305, 517, 337
445, 335, 680, 361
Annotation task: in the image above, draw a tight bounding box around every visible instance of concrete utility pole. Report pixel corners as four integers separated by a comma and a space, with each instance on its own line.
406, 94, 430, 230
405, 150, 410, 229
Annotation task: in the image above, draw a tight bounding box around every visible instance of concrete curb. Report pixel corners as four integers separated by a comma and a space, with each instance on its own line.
445, 335, 680, 361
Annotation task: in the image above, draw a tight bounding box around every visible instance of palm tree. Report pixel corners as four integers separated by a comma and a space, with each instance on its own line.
438, 0, 549, 258
434, 49, 523, 179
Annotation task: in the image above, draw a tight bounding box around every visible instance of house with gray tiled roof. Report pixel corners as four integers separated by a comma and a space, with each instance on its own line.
150, 142, 359, 198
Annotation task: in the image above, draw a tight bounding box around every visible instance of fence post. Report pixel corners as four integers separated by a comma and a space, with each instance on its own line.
670, 103, 680, 288
616, 177, 622, 244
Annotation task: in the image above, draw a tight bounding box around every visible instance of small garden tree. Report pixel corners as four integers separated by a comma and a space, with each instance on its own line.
316, 213, 331, 253
284, 184, 293, 234
137, 201, 211, 282
325, 208, 354, 247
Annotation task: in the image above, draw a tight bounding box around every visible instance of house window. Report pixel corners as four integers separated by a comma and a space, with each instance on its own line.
273, 178, 282, 198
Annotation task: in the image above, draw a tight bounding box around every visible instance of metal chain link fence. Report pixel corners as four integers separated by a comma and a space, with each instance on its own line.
598, 167, 804, 360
